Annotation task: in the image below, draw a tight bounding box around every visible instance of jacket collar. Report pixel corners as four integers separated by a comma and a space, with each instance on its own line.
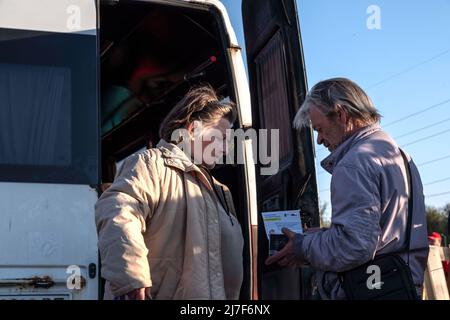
156, 139, 215, 190
156, 140, 235, 214
156, 139, 198, 173
321, 123, 382, 174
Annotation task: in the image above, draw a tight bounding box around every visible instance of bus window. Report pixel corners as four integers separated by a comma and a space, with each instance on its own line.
0, 29, 98, 185
0, 63, 71, 167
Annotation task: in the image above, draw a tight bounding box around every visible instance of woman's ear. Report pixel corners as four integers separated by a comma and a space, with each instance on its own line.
187, 122, 194, 136
185, 122, 195, 141
187, 121, 203, 140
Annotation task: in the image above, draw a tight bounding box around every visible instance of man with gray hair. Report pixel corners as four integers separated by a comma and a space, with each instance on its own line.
266, 78, 429, 299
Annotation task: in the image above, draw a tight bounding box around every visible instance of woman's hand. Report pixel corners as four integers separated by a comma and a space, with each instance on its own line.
116, 287, 152, 300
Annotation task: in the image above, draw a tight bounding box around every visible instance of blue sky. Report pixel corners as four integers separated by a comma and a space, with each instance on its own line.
220, 0, 450, 219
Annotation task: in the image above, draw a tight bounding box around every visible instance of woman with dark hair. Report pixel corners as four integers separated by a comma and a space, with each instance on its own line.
95, 85, 243, 300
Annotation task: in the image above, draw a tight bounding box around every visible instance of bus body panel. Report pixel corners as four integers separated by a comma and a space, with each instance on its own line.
0, 0, 99, 299
0, 182, 99, 299
0, 0, 262, 300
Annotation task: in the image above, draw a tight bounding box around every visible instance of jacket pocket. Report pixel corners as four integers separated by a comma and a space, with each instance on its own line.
148, 258, 180, 299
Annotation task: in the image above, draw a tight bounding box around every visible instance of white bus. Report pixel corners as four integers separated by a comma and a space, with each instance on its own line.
0, 0, 319, 300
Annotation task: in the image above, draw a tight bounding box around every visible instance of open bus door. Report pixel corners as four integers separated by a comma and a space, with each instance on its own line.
0, 0, 99, 299
242, 0, 320, 299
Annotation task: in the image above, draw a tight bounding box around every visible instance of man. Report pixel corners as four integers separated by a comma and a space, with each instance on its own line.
266, 78, 429, 299
428, 232, 442, 247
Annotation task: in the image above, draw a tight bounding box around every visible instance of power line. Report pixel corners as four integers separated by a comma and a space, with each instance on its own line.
314, 99, 450, 153
401, 128, 450, 148
319, 177, 450, 193
424, 177, 450, 186
426, 191, 450, 199
366, 48, 450, 90
383, 98, 450, 128
316, 155, 450, 177
395, 117, 450, 140
321, 178, 450, 194
417, 155, 450, 167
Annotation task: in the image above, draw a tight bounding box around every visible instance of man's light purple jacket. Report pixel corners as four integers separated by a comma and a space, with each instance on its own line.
295, 124, 429, 299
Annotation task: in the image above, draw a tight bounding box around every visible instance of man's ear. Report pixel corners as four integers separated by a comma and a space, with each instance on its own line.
335, 104, 348, 125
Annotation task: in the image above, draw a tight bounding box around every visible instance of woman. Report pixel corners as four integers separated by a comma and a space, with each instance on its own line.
95, 85, 244, 300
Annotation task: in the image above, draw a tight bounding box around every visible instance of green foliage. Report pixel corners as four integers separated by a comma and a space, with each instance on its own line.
319, 202, 331, 228
426, 204, 449, 240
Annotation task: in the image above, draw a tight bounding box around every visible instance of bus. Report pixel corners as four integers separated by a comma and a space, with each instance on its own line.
0, 0, 319, 300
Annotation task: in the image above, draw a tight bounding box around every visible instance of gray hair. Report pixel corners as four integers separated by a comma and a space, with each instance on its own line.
293, 78, 381, 129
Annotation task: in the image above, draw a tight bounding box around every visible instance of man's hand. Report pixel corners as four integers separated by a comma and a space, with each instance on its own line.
116, 287, 152, 300
265, 228, 305, 267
